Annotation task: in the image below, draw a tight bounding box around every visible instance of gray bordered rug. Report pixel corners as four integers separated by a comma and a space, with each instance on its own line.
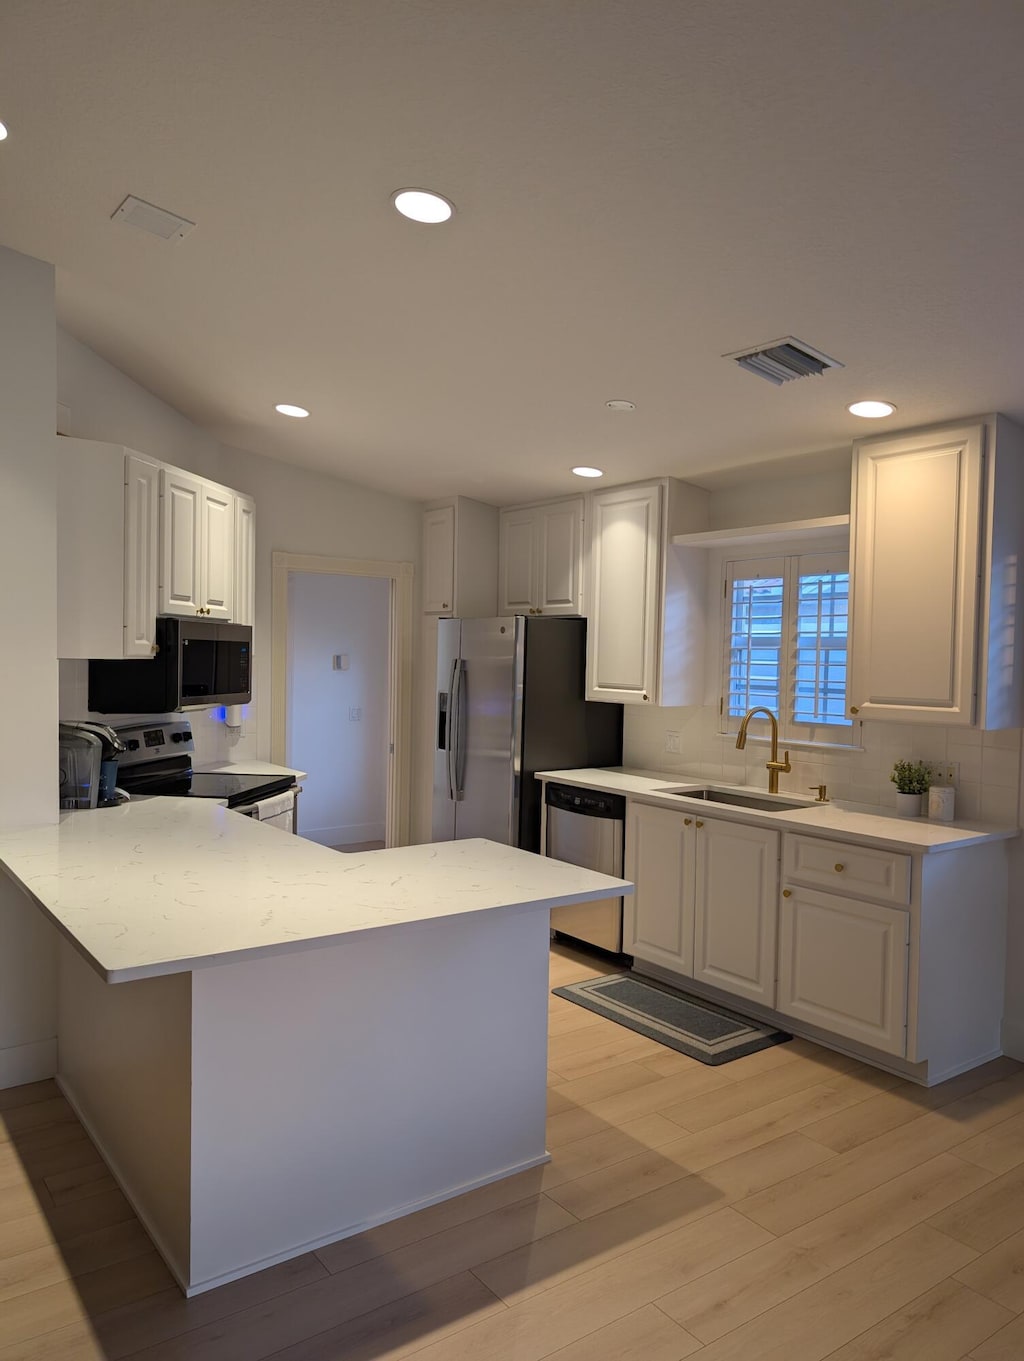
553, 973, 791, 1065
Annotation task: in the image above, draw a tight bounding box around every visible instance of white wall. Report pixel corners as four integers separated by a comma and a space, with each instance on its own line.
57, 330, 222, 479
0, 246, 60, 1086
287, 573, 390, 846
217, 442, 420, 771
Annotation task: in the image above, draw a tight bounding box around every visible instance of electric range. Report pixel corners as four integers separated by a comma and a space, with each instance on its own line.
114, 722, 296, 809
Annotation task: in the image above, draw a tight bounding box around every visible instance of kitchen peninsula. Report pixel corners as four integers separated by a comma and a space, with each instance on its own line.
0, 801, 630, 1296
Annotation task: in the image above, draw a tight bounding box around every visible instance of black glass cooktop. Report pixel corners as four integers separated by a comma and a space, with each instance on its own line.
117, 764, 294, 809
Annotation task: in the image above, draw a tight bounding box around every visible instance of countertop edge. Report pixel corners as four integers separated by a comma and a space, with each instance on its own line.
535, 768, 1019, 853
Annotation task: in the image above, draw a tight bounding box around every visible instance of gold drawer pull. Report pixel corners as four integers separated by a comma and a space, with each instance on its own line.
835, 863, 845, 872
683, 817, 692, 826
782, 889, 792, 898
696, 819, 704, 828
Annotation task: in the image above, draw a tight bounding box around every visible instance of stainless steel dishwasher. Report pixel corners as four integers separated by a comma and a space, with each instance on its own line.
545, 783, 626, 954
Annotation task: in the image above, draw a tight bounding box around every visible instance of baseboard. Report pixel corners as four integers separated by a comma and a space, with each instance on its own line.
0, 1036, 56, 1090
302, 821, 386, 848
1002, 1017, 1024, 1061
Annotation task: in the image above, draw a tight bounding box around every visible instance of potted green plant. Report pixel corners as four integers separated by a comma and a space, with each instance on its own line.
890, 759, 932, 817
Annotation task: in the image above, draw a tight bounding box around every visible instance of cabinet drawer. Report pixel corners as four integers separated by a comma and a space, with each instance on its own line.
783, 835, 911, 906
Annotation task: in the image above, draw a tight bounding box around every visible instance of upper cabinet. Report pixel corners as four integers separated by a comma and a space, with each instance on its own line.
421, 496, 498, 617
585, 478, 709, 704
848, 415, 1024, 728
58, 440, 160, 660
233, 493, 256, 628
159, 469, 235, 620
498, 496, 583, 616
57, 438, 256, 658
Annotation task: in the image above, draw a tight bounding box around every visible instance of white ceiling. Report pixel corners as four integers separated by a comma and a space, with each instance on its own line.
3, 1, 1024, 504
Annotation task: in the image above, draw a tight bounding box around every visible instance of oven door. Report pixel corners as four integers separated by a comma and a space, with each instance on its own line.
234, 788, 299, 833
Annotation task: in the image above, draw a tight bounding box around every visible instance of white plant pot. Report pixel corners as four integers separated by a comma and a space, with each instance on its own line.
895, 791, 925, 818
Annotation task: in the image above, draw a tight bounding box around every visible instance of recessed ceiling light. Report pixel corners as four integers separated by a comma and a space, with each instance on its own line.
0, 122, 8, 142
605, 399, 636, 411
572, 466, 604, 478
392, 189, 454, 224
848, 400, 896, 419
275, 403, 310, 418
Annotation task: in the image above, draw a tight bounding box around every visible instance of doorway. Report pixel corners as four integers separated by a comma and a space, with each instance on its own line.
270, 552, 413, 847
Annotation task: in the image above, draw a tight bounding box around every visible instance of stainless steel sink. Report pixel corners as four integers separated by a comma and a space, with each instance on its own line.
655, 787, 810, 813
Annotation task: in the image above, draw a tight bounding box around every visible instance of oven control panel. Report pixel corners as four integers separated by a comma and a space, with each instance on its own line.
115, 721, 194, 766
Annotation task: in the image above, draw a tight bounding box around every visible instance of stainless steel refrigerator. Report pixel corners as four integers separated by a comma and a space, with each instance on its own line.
432, 616, 622, 852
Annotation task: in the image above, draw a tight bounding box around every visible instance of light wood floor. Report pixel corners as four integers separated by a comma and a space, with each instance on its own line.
3, 943, 1024, 1359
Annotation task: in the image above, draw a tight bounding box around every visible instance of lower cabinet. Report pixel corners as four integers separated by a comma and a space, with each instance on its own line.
626, 803, 694, 975
621, 799, 1006, 1082
776, 886, 910, 1056
626, 802, 778, 1005
693, 817, 779, 1006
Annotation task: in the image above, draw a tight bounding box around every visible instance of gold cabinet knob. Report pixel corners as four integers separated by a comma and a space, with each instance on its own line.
850, 705, 859, 715
696, 819, 704, 828
835, 863, 845, 872
642, 693, 649, 702
537, 607, 543, 614
782, 888, 792, 898
683, 817, 692, 826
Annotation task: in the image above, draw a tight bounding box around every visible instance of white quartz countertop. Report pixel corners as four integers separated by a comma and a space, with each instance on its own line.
536, 767, 1019, 853
195, 760, 307, 780
0, 801, 631, 985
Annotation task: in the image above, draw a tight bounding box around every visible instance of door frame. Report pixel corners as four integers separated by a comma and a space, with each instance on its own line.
271, 551, 414, 847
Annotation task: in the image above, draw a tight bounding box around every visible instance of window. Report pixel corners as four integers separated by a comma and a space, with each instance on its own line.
722, 549, 855, 746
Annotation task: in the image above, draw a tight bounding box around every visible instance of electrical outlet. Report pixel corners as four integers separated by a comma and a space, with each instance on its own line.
664, 730, 681, 754
930, 761, 959, 786
348, 707, 362, 722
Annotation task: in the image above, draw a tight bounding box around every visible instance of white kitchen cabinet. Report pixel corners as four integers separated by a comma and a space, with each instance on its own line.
585, 478, 708, 705
625, 801, 694, 974
848, 414, 1024, 727
777, 829, 1007, 1078
200, 482, 233, 620
422, 505, 455, 613
421, 496, 498, 617
626, 802, 778, 1006
58, 439, 161, 659
233, 493, 256, 627
160, 469, 236, 620
693, 817, 779, 1006
498, 497, 583, 616
776, 885, 909, 1056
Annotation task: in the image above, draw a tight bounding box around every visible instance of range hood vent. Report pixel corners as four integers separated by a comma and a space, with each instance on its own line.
724, 336, 844, 386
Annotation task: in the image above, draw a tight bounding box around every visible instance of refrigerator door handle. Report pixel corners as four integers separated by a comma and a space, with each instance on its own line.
453, 660, 468, 799
445, 658, 459, 802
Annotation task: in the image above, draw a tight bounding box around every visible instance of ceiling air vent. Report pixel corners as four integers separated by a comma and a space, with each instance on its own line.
111, 195, 196, 242
724, 336, 843, 386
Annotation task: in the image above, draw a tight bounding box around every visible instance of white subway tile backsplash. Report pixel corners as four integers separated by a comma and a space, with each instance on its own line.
983, 726, 1022, 750
982, 783, 1020, 826
623, 703, 1022, 824
982, 744, 1021, 789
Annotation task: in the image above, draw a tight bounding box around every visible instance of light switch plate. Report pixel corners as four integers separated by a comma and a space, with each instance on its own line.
664, 731, 681, 754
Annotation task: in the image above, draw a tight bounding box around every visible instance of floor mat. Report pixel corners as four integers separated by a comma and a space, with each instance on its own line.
553, 973, 791, 1064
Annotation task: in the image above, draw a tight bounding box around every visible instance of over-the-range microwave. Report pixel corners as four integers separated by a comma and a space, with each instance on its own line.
88, 617, 252, 713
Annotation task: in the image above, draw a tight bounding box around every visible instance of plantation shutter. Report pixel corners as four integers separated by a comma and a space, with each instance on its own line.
791, 551, 852, 730
725, 557, 785, 720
